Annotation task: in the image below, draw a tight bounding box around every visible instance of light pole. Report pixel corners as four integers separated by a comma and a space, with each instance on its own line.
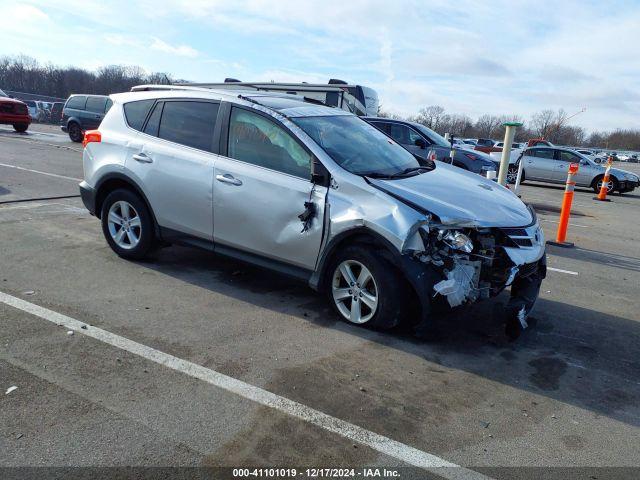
497, 121, 522, 186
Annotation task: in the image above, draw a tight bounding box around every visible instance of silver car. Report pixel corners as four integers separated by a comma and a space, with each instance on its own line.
79, 86, 546, 336
520, 146, 639, 194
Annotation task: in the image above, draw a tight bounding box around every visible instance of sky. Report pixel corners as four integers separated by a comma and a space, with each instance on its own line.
2, 0, 640, 132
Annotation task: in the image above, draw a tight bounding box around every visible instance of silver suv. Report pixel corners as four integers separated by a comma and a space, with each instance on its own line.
520, 146, 639, 194
79, 86, 546, 335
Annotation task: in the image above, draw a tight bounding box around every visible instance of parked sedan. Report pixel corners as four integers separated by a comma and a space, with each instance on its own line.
520, 147, 639, 194
364, 117, 496, 176
474, 138, 502, 154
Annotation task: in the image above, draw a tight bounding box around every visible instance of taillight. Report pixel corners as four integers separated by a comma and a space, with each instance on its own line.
83, 130, 101, 148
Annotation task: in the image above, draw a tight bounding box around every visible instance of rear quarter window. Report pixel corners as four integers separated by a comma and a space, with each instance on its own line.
123, 99, 155, 131
66, 96, 87, 109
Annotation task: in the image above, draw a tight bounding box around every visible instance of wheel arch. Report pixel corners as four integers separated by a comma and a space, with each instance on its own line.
313, 228, 400, 290
94, 173, 160, 236
66, 116, 82, 128
312, 226, 433, 322
591, 173, 618, 188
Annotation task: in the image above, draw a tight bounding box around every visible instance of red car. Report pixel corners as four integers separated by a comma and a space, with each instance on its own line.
474, 138, 502, 154
0, 88, 31, 132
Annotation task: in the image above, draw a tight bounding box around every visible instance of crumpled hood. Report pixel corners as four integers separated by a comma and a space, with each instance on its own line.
369, 162, 533, 227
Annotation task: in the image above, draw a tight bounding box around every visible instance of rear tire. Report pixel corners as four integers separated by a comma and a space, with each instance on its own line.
68, 122, 83, 142
507, 165, 519, 184
13, 123, 28, 133
101, 189, 155, 260
326, 246, 409, 330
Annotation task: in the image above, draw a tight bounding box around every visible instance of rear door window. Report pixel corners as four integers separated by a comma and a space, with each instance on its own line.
388, 123, 424, 146
369, 121, 391, 134
157, 101, 219, 152
123, 99, 155, 131
557, 150, 580, 162
66, 96, 86, 109
531, 148, 554, 159
86, 97, 108, 113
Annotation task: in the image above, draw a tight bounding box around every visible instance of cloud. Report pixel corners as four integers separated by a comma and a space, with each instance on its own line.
2, 0, 640, 131
7, 4, 49, 22
149, 37, 199, 58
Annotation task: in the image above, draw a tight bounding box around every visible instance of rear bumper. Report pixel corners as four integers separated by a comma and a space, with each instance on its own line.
79, 181, 96, 215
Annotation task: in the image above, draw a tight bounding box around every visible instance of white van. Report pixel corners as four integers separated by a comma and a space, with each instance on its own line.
167, 79, 379, 117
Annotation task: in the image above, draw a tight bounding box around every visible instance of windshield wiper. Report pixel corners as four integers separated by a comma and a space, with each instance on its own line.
361, 166, 430, 180
386, 166, 431, 178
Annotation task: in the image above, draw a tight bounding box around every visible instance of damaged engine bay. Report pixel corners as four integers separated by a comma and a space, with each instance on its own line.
413, 222, 544, 309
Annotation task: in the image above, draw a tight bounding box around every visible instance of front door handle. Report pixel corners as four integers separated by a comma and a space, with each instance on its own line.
216, 174, 243, 186
132, 153, 153, 163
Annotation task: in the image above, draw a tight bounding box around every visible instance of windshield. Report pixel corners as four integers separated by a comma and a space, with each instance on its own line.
414, 124, 450, 148
0, 89, 7, 97
292, 115, 420, 176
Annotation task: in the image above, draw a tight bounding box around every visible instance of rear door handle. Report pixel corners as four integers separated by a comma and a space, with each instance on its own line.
216, 174, 242, 186
132, 153, 153, 163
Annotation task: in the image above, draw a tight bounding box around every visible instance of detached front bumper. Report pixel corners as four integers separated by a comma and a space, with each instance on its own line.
402, 215, 546, 331
619, 179, 638, 192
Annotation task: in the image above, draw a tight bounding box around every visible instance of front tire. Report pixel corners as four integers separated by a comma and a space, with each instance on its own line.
68, 122, 83, 142
507, 165, 519, 184
593, 175, 618, 194
101, 189, 155, 260
13, 123, 28, 133
326, 246, 408, 330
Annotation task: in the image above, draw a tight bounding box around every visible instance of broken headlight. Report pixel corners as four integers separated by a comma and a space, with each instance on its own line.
441, 230, 474, 253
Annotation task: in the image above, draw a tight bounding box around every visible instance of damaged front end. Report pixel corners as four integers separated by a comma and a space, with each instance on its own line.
404, 207, 546, 338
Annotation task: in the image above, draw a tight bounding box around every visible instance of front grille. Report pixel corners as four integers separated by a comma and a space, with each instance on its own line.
15, 104, 27, 114
498, 226, 536, 248
512, 238, 533, 247
501, 228, 527, 236
0, 103, 14, 113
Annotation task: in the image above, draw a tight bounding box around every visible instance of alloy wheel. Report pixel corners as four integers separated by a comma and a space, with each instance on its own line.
107, 201, 142, 250
506, 166, 519, 183
331, 260, 379, 324
596, 179, 614, 193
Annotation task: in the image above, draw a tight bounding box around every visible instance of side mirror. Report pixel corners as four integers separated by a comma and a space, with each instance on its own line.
311, 157, 330, 187
414, 137, 427, 149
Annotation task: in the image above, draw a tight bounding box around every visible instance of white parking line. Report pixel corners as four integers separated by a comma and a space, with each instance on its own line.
0, 290, 490, 480
547, 267, 579, 275
0, 163, 81, 182
540, 219, 590, 228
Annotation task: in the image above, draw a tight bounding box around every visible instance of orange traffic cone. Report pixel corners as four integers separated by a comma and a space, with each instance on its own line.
547, 162, 579, 248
